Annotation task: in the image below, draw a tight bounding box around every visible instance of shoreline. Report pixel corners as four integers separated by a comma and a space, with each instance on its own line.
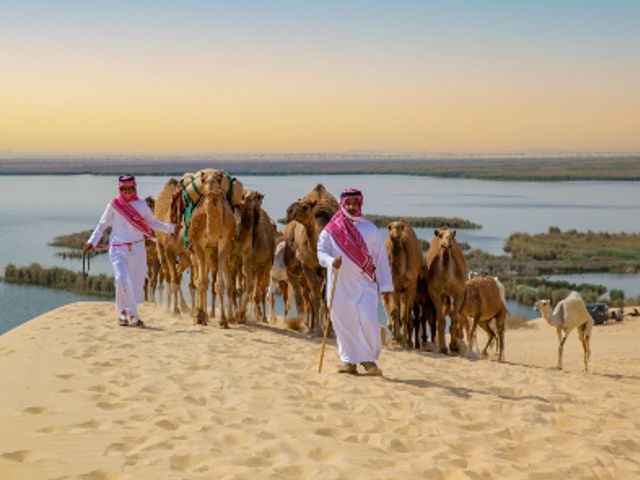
1, 156, 640, 181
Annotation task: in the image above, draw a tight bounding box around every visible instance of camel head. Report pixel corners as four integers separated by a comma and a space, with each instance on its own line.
388, 220, 409, 242
434, 227, 456, 250
285, 198, 317, 224
202, 170, 225, 196
533, 299, 552, 318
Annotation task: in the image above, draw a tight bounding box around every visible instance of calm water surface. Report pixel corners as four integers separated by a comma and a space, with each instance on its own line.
1, 174, 639, 334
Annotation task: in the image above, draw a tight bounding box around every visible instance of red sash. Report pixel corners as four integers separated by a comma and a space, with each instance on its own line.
111, 197, 155, 238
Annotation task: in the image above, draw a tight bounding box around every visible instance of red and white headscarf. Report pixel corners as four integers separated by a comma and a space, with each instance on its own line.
325, 188, 375, 280
111, 175, 155, 238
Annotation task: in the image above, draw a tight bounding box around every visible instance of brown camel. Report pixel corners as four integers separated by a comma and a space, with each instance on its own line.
413, 263, 436, 349
283, 198, 323, 333
143, 196, 161, 303
384, 220, 423, 347
154, 179, 193, 314
426, 226, 468, 354
283, 185, 339, 332
461, 276, 507, 361
246, 191, 276, 323
186, 171, 236, 327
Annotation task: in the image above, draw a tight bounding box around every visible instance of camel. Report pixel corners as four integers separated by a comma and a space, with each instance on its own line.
268, 238, 291, 323
283, 198, 323, 333
186, 171, 237, 327
154, 179, 193, 314
226, 188, 257, 323
413, 263, 436, 349
533, 292, 593, 372
246, 191, 276, 323
283, 184, 339, 333
462, 276, 508, 361
143, 196, 161, 303
383, 220, 423, 347
426, 226, 468, 354
303, 184, 339, 230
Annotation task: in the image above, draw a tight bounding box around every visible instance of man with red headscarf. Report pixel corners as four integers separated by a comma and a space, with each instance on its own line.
83, 175, 176, 327
317, 188, 393, 376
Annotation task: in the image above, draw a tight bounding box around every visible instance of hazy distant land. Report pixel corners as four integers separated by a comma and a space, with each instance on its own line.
1, 153, 639, 180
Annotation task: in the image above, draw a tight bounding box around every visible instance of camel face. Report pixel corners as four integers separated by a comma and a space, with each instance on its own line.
388, 221, 407, 242
533, 299, 551, 314
435, 227, 456, 250
285, 199, 316, 224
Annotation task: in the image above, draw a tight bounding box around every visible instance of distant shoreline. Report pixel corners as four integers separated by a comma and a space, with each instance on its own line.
1, 155, 639, 181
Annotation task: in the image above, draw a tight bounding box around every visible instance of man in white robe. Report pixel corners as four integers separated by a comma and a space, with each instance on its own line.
84, 175, 175, 327
317, 188, 393, 376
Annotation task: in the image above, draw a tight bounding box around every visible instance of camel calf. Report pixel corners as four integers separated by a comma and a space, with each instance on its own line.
534, 292, 593, 372
461, 276, 507, 361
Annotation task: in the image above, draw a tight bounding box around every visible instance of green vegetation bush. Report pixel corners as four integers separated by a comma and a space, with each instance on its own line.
3, 263, 114, 298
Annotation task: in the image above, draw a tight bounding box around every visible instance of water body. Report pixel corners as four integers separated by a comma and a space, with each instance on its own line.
1, 174, 639, 334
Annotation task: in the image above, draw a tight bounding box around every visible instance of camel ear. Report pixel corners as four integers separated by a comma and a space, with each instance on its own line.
309, 200, 317, 209
451, 230, 456, 238
387, 223, 392, 230
434, 228, 440, 236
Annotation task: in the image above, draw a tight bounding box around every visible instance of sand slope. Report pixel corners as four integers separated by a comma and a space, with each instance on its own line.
1, 302, 640, 479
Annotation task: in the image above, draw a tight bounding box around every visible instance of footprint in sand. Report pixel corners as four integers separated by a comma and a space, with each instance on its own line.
56, 373, 75, 380
77, 469, 121, 480
1, 449, 36, 463
23, 406, 51, 414
169, 454, 207, 472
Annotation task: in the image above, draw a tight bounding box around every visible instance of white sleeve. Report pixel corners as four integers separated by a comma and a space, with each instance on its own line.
140, 202, 176, 234
372, 228, 394, 292
317, 230, 336, 269
88, 204, 113, 246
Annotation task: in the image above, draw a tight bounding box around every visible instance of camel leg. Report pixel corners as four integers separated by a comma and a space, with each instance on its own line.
279, 281, 290, 322
431, 295, 448, 354
494, 309, 507, 362
478, 321, 495, 358
556, 328, 569, 370
449, 293, 465, 354
401, 290, 416, 348
194, 251, 209, 326
578, 323, 591, 372
469, 317, 479, 354
412, 302, 423, 349
267, 279, 276, 323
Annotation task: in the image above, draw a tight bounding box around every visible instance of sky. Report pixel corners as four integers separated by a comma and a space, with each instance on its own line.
0, 0, 639, 155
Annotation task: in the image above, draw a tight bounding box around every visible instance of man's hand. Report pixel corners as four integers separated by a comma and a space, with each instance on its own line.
83, 243, 94, 253
332, 256, 342, 269
382, 291, 393, 304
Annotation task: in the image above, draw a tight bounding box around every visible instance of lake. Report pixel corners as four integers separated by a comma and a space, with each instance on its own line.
1, 174, 639, 334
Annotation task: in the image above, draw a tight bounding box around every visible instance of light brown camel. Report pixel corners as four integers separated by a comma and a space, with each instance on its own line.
426, 226, 468, 354
533, 292, 593, 371
154, 179, 193, 314
384, 220, 423, 347
186, 171, 237, 327
283, 198, 321, 332
461, 276, 507, 361
268, 237, 290, 323
246, 191, 276, 323
283, 185, 339, 333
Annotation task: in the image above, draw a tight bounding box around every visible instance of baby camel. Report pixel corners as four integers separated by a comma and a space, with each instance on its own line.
533, 291, 593, 372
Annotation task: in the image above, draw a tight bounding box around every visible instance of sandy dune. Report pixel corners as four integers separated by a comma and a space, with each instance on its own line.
1, 302, 640, 479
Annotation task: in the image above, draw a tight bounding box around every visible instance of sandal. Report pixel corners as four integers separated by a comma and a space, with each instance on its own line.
118, 315, 129, 327
130, 318, 145, 328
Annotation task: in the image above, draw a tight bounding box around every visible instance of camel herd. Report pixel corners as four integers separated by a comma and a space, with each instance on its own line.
142, 168, 593, 369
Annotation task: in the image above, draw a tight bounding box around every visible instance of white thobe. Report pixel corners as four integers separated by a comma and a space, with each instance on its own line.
88, 199, 175, 318
317, 219, 393, 364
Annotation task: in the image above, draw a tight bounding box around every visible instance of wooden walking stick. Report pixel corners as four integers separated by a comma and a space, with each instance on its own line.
318, 266, 340, 373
